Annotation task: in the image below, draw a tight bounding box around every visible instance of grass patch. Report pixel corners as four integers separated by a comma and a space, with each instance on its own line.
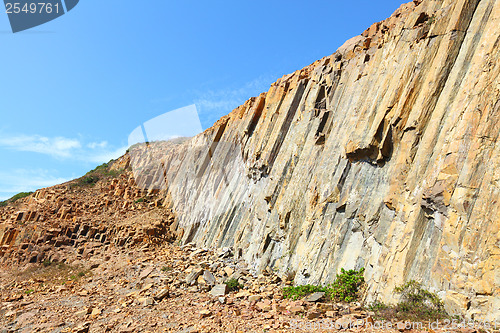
10, 262, 90, 297
283, 267, 365, 302
70, 271, 87, 280
161, 266, 172, 272
71, 161, 124, 189
225, 278, 243, 292
368, 280, 449, 321
0, 192, 34, 207
283, 284, 326, 300
81, 175, 99, 185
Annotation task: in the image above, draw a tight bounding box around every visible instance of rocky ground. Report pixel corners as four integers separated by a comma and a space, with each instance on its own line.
0, 240, 447, 333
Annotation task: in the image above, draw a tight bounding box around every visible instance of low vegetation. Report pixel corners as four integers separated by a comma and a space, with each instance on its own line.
12, 261, 90, 296
283, 284, 326, 300
225, 278, 243, 291
328, 267, 365, 302
283, 267, 365, 302
71, 161, 123, 188
282, 269, 448, 321
368, 280, 449, 321
0, 192, 33, 207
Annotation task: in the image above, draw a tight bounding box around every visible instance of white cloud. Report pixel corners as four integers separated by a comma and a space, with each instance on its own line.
0, 133, 127, 164
0, 169, 71, 199
0, 134, 128, 200
87, 141, 108, 149
0, 135, 81, 158
87, 145, 128, 164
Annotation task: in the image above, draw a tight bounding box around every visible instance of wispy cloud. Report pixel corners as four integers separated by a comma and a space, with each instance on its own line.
87, 141, 108, 149
0, 135, 81, 158
0, 134, 126, 164
87, 145, 128, 164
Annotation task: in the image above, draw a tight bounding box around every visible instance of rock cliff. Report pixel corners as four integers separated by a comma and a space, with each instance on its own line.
128, 0, 500, 320
1, 0, 499, 321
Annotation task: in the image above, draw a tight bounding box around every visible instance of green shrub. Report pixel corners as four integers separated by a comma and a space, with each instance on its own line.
87, 162, 122, 178
368, 280, 449, 321
283, 284, 326, 300
81, 175, 99, 185
393, 280, 447, 320
282, 267, 365, 302
225, 278, 243, 291
42, 260, 52, 267
326, 267, 365, 302
0, 192, 34, 207
367, 300, 389, 312
71, 160, 123, 189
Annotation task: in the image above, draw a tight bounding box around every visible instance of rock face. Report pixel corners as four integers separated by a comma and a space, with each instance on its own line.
127, 0, 500, 320
1, 0, 499, 322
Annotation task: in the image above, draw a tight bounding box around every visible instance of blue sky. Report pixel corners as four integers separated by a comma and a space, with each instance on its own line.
0, 0, 405, 201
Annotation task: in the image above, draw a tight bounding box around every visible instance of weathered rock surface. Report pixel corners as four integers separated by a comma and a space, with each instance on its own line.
0, 241, 376, 332
125, 0, 500, 320
1, 0, 499, 322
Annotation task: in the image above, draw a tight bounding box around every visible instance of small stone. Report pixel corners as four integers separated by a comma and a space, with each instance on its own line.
75, 308, 90, 317
197, 275, 206, 285
234, 290, 251, 298
304, 292, 325, 302
289, 306, 304, 314
223, 266, 234, 276
218, 297, 226, 304
248, 295, 262, 302
185, 267, 204, 285
141, 283, 154, 292
74, 322, 90, 333
203, 270, 216, 286
154, 288, 170, 301
141, 297, 154, 306
199, 309, 212, 318
90, 307, 101, 316
326, 310, 337, 318
307, 311, 322, 319
190, 248, 206, 258
209, 284, 229, 297
256, 301, 272, 312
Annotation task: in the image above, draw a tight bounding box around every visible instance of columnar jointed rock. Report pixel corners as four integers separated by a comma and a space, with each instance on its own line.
0, 165, 180, 268
0, 0, 498, 322
125, 0, 500, 320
